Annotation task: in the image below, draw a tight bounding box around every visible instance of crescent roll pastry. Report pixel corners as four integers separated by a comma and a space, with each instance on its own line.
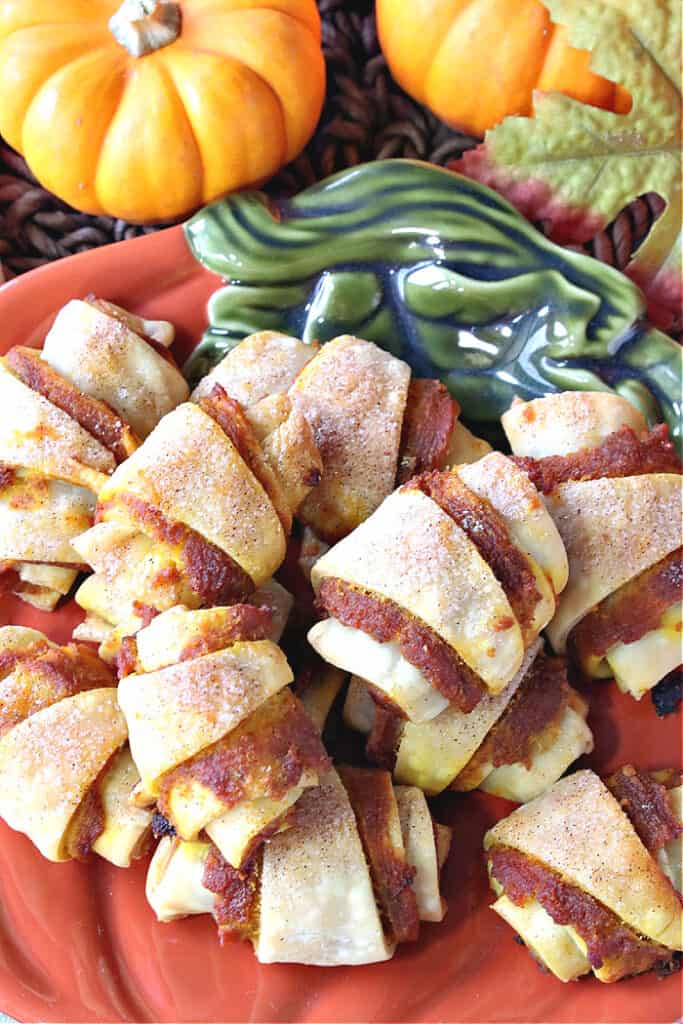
485, 767, 683, 983
73, 394, 319, 651
43, 298, 188, 438
193, 332, 491, 545
308, 452, 568, 723
146, 767, 452, 965
117, 605, 330, 870
0, 626, 151, 865
0, 296, 187, 611
343, 641, 593, 802
502, 392, 682, 701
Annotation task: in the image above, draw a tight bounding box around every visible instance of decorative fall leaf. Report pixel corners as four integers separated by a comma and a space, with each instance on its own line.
456, 0, 681, 330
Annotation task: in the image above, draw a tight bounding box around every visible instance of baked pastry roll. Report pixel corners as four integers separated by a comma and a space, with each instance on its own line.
193, 331, 490, 545
0, 296, 186, 611
343, 641, 593, 802
73, 394, 320, 648
502, 391, 682, 700
146, 767, 451, 965
308, 452, 568, 723
117, 604, 330, 869
0, 626, 151, 865
191, 331, 319, 408
43, 298, 188, 438
485, 766, 683, 982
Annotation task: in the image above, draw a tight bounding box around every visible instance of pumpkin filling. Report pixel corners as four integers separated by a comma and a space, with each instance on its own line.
511, 424, 681, 495
338, 765, 419, 944
97, 493, 255, 606
396, 379, 459, 484
5, 346, 138, 463
62, 758, 115, 861
201, 844, 261, 939
569, 546, 682, 663
0, 643, 116, 738
488, 845, 672, 977
317, 577, 487, 713
411, 470, 541, 637
605, 765, 682, 855
157, 689, 330, 829
197, 384, 293, 532
453, 654, 571, 790
366, 703, 405, 772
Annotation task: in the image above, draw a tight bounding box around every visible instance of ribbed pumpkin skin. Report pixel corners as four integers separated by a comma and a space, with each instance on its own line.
0, 0, 325, 223
377, 0, 630, 137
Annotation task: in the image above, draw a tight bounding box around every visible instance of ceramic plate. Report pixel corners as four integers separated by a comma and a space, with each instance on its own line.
0, 168, 680, 1024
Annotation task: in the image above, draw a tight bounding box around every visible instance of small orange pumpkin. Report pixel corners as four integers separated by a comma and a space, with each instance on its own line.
377, 0, 630, 137
0, 0, 325, 223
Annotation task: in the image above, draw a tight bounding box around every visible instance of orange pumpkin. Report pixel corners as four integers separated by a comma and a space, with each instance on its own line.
377, 0, 631, 137
0, 0, 325, 223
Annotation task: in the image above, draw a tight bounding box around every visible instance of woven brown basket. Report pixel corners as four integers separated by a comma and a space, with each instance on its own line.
0, 0, 669, 320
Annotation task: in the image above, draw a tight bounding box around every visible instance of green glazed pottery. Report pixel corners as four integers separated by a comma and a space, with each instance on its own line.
185, 160, 682, 448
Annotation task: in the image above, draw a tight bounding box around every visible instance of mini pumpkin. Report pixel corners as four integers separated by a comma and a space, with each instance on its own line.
0, 0, 325, 223
377, 0, 631, 137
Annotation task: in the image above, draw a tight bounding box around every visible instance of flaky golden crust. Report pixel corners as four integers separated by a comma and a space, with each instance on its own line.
256, 770, 394, 965
312, 486, 523, 692
0, 360, 113, 490
502, 392, 647, 459
545, 474, 682, 652
485, 770, 682, 950
97, 403, 286, 586
292, 335, 411, 540
191, 332, 318, 406
0, 471, 94, 565
42, 299, 188, 439
0, 687, 126, 862
118, 639, 293, 795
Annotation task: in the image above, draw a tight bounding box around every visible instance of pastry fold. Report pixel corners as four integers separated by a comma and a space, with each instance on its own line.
191, 331, 318, 407
290, 335, 411, 540
0, 626, 151, 864
0, 297, 186, 611
43, 298, 188, 438
192, 332, 489, 549
485, 768, 683, 982
117, 605, 329, 869
146, 767, 451, 965
74, 402, 302, 646
309, 453, 566, 722
343, 642, 592, 801
502, 392, 647, 459
544, 475, 681, 653
502, 391, 682, 700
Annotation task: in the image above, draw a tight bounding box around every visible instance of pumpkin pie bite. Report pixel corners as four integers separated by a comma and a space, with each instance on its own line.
0, 625, 151, 866
193, 331, 490, 546
485, 767, 683, 983
72, 390, 321, 656
146, 767, 451, 964
0, 296, 187, 612
117, 604, 330, 871
308, 451, 568, 723
502, 391, 682, 702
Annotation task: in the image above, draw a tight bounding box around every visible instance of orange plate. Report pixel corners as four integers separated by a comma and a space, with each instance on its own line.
0, 229, 680, 1024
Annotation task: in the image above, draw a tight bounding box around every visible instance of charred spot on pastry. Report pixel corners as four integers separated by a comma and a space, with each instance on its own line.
151, 811, 176, 839
651, 667, 682, 717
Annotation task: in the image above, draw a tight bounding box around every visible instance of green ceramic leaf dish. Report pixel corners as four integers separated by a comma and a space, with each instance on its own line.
185, 160, 682, 449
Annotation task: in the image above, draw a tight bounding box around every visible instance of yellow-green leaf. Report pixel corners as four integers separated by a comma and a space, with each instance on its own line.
458, 0, 681, 317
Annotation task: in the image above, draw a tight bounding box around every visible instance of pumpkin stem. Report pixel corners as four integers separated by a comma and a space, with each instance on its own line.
109, 0, 181, 57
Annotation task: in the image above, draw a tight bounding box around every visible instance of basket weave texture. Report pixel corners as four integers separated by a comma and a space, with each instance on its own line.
0, 0, 670, 327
